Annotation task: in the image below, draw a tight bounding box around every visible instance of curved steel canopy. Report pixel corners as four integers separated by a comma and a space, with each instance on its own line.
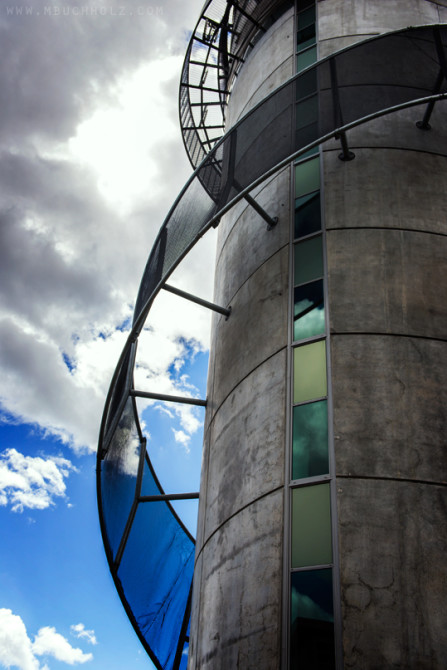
97, 22, 447, 670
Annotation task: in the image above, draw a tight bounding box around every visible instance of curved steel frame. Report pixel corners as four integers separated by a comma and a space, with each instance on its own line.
97, 23, 447, 670
179, 0, 293, 169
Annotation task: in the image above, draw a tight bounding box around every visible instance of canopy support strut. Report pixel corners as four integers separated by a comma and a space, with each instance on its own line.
163, 283, 231, 318
130, 390, 207, 407
244, 193, 279, 230
139, 493, 200, 502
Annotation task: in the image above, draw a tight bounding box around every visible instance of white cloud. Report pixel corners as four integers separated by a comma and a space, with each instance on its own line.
0, 609, 40, 670
33, 626, 92, 665
0, 0, 213, 457
172, 429, 191, 454
70, 624, 97, 646
0, 448, 77, 512
69, 56, 183, 214
154, 404, 174, 419
0, 609, 94, 670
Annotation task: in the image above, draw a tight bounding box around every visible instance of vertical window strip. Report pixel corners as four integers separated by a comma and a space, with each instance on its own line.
288, 2, 338, 668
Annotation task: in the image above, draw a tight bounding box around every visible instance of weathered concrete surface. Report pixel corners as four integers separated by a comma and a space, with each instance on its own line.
214, 167, 290, 307
327, 228, 447, 339
203, 349, 286, 539
324, 149, 447, 236
188, 6, 291, 668
336, 477, 447, 669
188, 490, 284, 670
318, 0, 441, 57
190, 2, 447, 668
209, 245, 288, 411
320, 4, 447, 669
331, 334, 447, 483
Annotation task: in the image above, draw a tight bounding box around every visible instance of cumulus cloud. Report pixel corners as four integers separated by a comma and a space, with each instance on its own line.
0, 609, 92, 669
70, 624, 97, 646
0, 448, 77, 512
172, 429, 191, 453
0, 0, 212, 454
0, 609, 39, 670
33, 626, 92, 664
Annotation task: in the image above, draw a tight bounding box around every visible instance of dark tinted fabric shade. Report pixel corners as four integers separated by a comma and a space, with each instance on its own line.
101, 397, 141, 560
117, 458, 194, 670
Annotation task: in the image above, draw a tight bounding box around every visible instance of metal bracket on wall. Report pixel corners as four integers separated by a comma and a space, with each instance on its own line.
417, 27, 447, 130
416, 68, 444, 130
336, 130, 355, 161
244, 192, 279, 230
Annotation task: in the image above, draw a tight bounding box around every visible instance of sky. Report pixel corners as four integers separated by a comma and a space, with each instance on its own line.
0, 1, 215, 668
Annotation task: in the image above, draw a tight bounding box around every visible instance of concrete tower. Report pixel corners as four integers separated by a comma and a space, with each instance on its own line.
97, 2, 447, 669
188, 2, 447, 669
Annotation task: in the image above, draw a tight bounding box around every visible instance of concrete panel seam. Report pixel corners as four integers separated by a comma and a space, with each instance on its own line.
214, 167, 290, 269
215, 242, 289, 309
322, 144, 447, 159
336, 474, 447, 486
194, 484, 284, 567
319, 33, 379, 43
235, 56, 294, 120
326, 225, 447, 239
330, 331, 447, 343
205, 345, 287, 429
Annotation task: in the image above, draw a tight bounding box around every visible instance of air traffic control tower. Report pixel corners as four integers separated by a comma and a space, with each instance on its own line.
97, 2, 447, 669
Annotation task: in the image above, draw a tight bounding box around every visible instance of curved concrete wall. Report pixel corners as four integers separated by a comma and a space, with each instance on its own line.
189, 1, 447, 668
188, 8, 293, 669
318, 0, 447, 57
320, 1, 447, 667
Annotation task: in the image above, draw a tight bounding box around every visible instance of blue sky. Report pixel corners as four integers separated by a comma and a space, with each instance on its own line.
0, 1, 213, 668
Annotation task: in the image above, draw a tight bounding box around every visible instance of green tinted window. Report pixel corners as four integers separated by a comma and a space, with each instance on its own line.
297, 5, 316, 30
294, 280, 325, 341
295, 157, 320, 197
297, 24, 316, 52
291, 569, 335, 668
293, 280, 325, 340
295, 191, 321, 239
296, 96, 318, 130
294, 236, 323, 286
291, 484, 332, 568
293, 400, 328, 479
297, 46, 317, 72
293, 340, 327, 404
